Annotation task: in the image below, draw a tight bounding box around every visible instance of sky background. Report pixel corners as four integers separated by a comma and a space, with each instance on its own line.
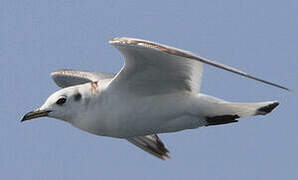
1, 0, 298, 179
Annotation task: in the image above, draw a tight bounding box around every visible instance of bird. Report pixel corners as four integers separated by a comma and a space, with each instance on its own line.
21, 37, 293, 160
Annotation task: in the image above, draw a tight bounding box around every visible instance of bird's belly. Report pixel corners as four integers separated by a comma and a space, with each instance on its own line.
71, 93, 202, 138
93, 113, 176, 138
112, 115, 206, 137
72, 112, 205, 138
71, 113, 168, 138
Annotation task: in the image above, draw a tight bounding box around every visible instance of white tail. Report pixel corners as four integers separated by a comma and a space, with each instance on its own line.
223, 101, 280, 118
195, 94, 279, 126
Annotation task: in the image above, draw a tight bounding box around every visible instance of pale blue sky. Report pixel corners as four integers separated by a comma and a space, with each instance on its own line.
1, 0, 298, 179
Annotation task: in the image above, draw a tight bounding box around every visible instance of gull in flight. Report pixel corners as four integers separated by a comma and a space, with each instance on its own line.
22, 37, 293, 160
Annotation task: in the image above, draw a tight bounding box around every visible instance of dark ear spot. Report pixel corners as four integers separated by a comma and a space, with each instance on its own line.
74, 93, 82, 101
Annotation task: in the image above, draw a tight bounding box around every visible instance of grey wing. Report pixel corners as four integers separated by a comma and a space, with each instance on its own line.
51, 69, 115, 88
109, 37, 293, 94
127, 134, 170, 160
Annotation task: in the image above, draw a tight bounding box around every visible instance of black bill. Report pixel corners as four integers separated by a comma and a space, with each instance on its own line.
21, 109, 51, 122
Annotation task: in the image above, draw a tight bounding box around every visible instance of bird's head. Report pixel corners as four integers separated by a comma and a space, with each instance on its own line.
21, 85, 88, 123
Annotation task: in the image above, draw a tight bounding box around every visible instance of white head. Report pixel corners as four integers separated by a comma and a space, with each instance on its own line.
21, 84, 92, 123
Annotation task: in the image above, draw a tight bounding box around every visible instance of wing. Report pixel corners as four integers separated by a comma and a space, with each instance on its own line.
51, 69, 115, 88
108, 37, 293, 95
127, 134, 170, 160
109, 38, 203, 95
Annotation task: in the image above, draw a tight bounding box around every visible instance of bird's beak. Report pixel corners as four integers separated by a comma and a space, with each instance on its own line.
21, 109, 51, 122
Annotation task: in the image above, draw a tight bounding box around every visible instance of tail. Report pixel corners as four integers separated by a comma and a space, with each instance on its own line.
205, 101, 279, 126
196, 94, 280, 126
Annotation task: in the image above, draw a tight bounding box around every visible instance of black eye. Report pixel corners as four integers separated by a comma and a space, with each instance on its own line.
56, 97, 67, 105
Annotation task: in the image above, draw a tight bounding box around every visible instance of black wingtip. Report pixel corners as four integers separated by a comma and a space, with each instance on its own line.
257, 102, 280, 115
205, 115, 240, 126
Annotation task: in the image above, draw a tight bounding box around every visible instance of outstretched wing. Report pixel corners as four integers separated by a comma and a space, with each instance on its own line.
108, 37, 292, 95
109, 38, 203, 95
127, 134, 170, 160
51, 69, 115, 88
